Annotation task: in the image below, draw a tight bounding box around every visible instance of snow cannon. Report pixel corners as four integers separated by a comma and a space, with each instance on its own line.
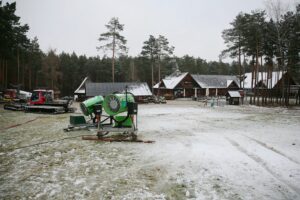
103, 93, 135, 116
80, 95, 104, 116
64, 90, 141, 141
103, 93, 137, 128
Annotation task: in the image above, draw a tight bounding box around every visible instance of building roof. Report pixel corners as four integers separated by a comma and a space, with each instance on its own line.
74, 77, 90, 94
191, 75, 240, 88
227, 91, 241, 98
243, 71, 284, 89
85, 82, 152, 97
153, 71, 189, 89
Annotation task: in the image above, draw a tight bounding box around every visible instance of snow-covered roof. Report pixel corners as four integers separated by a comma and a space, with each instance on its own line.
74, 77, 90, 94
192, 75, 240, 88
153, 82, 159, 89
243, 71, 285, 89
154, 72, 189, 89
86, 82, 152, 97
227, 91, 241, 98
127, 83, 152, 96
163, 72, 189, 89
19, 90, 32, 96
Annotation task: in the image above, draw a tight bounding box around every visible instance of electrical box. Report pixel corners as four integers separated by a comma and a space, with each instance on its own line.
70, 115, 86, 125
127, 102, 138, 115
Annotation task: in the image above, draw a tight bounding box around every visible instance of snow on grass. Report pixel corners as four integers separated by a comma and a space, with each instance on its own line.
0, 101, 300, 199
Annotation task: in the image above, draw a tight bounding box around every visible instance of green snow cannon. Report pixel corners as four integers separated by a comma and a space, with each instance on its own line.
103, 93, 135, 116
80, 95, 104, 116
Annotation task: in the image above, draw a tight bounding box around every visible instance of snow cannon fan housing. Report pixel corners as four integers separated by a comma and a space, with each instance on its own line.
80, 96, 104, 116
103, 93, 135, 116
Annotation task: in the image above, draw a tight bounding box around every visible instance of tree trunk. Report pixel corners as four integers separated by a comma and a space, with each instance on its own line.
51, 63, 54, 89
270, 63, 273, 104
157, 60, 161, 96
17, 49, 20, 84
275, 70, 278, 104
130, 59, 135, 81
0, 58, 2, 86
254, 44, 259, 105
112, 35, 116, 83
238, 43, 242, 87
286, 66, 290, 106
260, 56, 266, 106
266, 64, 269, 105
29, 65, 32, 90
250, 57, 254, 104
22, 63, 25, 88
5, 60, 8, 88
151, 56, 154, 93
35, 71, 38, 89
158, 60, 161, 83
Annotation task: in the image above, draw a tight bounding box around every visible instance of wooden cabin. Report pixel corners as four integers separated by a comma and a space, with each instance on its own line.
153, 71, 240, 99
191, 75, 240, 97
226, 91, 241, 105
153, 71, 200, 99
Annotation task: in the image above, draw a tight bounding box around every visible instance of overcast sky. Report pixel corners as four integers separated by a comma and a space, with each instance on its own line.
9, 0, 299, 61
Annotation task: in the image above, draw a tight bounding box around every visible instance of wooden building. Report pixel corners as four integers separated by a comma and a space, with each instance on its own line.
191, 75, 240, 96
242, 71, 298, 97
226, 91, 241, 105
74, 78, 152, 102
153, 71, 200, 99
85, 82, 152, 102
153, 71, 240, 99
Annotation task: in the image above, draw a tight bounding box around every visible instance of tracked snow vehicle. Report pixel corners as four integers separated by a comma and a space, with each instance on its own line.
24, 89, 74, 113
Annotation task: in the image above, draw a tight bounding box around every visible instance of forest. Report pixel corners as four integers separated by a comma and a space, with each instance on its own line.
0, 1, 299, 96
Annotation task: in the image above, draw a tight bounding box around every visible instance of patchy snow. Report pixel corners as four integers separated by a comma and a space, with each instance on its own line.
0, 102, 300, 199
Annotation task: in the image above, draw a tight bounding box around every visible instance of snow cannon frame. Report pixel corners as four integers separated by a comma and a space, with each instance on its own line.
66, 88, 139, 141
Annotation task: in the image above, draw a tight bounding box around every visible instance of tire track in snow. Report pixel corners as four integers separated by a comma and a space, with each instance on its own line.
226, 137, 300, 198
242, 135, 300, 165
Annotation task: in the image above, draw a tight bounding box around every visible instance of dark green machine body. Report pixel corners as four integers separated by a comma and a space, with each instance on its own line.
66, 92, 138, 134
80, 95, 104, 116
103, 93, 135, 116
103, 93, 136, 127
74, 93, 137, 130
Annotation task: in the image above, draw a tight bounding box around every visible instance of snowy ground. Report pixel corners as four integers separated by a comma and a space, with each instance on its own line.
0, 101, 300, 199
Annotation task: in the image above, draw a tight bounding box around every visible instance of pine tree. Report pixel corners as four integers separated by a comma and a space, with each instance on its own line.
141, 35, 158, 90
97, 17, 127, 82
141, 35, 174, 89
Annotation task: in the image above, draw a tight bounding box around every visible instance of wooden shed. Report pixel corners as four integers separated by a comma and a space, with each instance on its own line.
226, 91, 241, 105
